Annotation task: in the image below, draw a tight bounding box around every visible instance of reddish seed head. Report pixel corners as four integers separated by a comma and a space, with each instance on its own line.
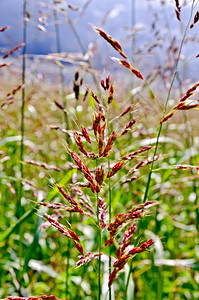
74, 241, 84, 255
105, 236, 115, 246
108, 84, 114, 104
103, 131, 117, 157
95, 167, 104, 186
120, 105, 132, 117
111, 57, 143, 79
159, 112, 174, 124
108, 269, 117, 288
81, 126, 91, 144
121, 118, 136, 135
106, 75, 110, 90
107, 161, 125, 178
94, 26, 127, 59
3, 42, 25, 59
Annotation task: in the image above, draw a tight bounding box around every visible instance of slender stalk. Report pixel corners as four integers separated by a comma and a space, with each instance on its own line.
96, 160, 101, 300
18, 0, 27, 218
125, 1, 196, 296
66, 15, 101, 94
108, 160, 112, 300
17, 0, 27, 292
53, 6, 71, 297
96, 191, 102, 300
142, 0, 195, 204
124, 259, 133, 299
53, 7, 70, 141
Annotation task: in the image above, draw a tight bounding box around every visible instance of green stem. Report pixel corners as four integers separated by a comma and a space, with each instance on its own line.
142, 0, 195, 204
97, 191, 102, 300
108, 160, 112, 300
18, 0, 27, 218
124, 259, 133, 299
17, 0, 27, 292
53, 7, 72, 297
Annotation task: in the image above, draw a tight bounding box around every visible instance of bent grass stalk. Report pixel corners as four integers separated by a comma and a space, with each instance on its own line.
53, 6, 71, 297
17, 0, 27, 292
125, 0, 197, 295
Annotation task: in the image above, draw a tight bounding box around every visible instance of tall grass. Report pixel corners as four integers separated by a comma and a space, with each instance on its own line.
0, 0, 199, 299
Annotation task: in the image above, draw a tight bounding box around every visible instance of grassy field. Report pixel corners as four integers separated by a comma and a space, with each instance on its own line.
0, 1, 199, 299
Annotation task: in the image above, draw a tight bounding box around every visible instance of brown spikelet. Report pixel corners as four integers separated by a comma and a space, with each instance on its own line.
3, 42, 25, 59
95, 166, 105, 186
0, 62, 12, 68
107, 161, 125, 178
190, 11, 199, 28
90, 90, 101, 104
54, 100, 67, 114
179, 82, 199, 102
159, 112, 174, 124
24, 160, 60, 172
122, 146, 152, 160
0, 26, 9, 32
94, 26, 127, 59
108, 84, 114, 104
174, 0, 181, 21
120, 105, 132, 117
121, 176, 138, 185
175, 9, 181, 21
103, 131, 117, 157
121, 118, 136, 135
111, 57, 143, 80
81, 126, 91, 144
83, 88, 89, 101
56, 184, 78, 206
74, 133, 88, 157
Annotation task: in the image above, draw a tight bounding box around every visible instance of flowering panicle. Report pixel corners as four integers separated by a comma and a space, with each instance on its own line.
121, 118, 136, 135
107, 161, 125, 178
109, 239, 154, 287
45, 213, 84, 255
94, 26, 127, 59
160, 82, 199, 124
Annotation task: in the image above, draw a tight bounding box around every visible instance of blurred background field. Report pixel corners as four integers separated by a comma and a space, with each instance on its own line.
0, 1, 199, 299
